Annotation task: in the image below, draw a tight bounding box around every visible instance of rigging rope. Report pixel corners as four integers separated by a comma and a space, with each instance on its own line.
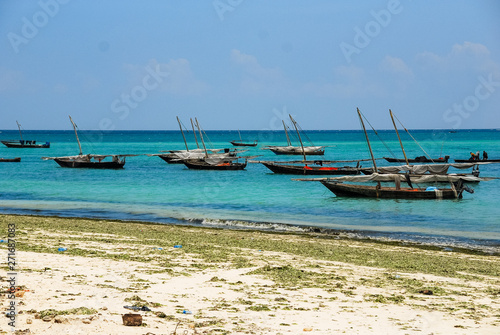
293, 121, 315, 146
358, 110, 397, 158
393, 113, 435, 162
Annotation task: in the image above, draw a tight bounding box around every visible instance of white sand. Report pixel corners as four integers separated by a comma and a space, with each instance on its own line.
2, 247, 499, 335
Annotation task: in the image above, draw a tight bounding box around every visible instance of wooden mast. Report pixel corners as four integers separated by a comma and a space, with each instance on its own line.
16, 121, 23, 141
238, 129, 242, 142
195, 118, 208, 157
190, 118, 200, 149
68, 115, 83, 156
289, 115, 307, 162
389, 109, 409, 165
282, 120, 292, 146
176, 116, 189, 151
357, 108, 377, 172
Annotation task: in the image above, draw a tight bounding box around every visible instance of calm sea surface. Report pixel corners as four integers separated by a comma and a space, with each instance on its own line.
1, 129, 499, 252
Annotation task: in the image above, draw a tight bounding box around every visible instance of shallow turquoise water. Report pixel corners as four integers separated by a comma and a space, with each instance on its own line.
1, 129, 499, 251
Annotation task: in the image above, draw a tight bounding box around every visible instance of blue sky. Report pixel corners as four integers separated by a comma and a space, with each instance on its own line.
1, 0, 499, 130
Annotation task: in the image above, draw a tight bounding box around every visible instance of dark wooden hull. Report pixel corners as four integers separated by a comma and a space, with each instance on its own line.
383, 156, 449, 163
320, 181, 458, 199
454, 159, 500, 163
158, 154, 184, 164
271, 148, 325, 155
2, 140, 50, 148
54, 159, 125, 169
230, 141, 257, 147
183, 160, 246, 170
0, 157, 21, 162
262, 162, 359, 175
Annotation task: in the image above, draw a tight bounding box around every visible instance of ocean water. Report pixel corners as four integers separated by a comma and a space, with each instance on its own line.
1, 129, 499, 252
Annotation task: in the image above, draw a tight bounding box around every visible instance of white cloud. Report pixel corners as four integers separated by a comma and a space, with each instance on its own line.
124, 58, 208, 96
0, 68, 24, 92
303, 65, 385, 99
416, 41, 499, 75
230, 49, 290, 95
380, 56, 413, 77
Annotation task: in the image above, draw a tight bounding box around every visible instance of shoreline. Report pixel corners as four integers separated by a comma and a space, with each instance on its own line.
1, 214, 500, 334
1, 210, 499, 256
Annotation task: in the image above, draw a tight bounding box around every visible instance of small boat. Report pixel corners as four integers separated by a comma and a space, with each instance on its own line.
262, 119, 325, 155
152, 117, 244, 164
230, 130, 258, 147
383, 156, 449, 163
180, 118, 252, 170
1, 121, 50, 148
260, 161, 360, 175
0, 157, 21, 162
318, 175, 475, 199
230, 140, 258, 147
182, 159, 247, 170
42, 116, 133, 169
259, 115, 358, 175
264, 145, 325, 155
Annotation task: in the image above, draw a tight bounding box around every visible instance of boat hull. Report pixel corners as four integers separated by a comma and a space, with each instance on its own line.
270, 148, 325, 155
0, 157, 21, 162
183, 159, 247, 170
54, 159, 125, 169
158, 154, 184, 164
454, 159, 500, 163
262, 162, 359, 175
383, 156, 449, 163
320, 181, 458, 199
230, 141, 258, 147
2, 140, 50, 148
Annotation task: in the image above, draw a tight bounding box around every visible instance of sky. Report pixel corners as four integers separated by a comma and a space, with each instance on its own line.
1, 0, 499, 130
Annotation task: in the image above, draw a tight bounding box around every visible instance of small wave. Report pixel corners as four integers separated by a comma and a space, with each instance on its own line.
200, 218, 309, 232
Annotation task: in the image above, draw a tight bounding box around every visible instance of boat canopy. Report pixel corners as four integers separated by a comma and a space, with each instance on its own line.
375, 162, 492, 175
323, 173, 493, 183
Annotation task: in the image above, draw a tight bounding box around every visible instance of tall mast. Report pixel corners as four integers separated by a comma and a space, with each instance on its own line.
289, 115, 307, 162
238, 129, 242, 142
16, 121, 23, 141
282, 120, 292, 146
190, 118, 200, 149
176, 116, 189, 151
68, 115, 83, 156
195, 118, 208, 157
357, 108, 377, 172
389, 109, 409, 165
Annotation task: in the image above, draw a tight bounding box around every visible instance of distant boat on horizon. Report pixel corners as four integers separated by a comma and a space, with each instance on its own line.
1, 121, 50, 148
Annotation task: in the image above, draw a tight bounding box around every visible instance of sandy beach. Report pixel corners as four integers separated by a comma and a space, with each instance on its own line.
1, 214, 499, 334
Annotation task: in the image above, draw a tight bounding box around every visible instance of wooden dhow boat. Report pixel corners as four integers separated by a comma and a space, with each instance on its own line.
257, 115, 360, 175
258, 160, 361, 175
315, 173, 485, 199
1, 121, 50, 148
295, 108, 485, 199
262, 118, 325, 155
383, 156, 449, 163
150, 117, 244, 164
381, 111, 450, 164
454, 158, 500, 163
42, 116, 134, 169
180, 118, 254, 170
230, 130, 258, 147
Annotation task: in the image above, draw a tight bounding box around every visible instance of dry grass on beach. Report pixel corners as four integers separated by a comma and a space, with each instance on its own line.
1, 214, 500, 334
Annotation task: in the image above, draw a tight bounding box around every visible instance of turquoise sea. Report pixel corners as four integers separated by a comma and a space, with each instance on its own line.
1, 129, 499, 253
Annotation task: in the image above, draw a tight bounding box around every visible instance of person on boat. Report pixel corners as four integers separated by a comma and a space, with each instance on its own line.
483, 151, 488, 160
469, 152, 476, 161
